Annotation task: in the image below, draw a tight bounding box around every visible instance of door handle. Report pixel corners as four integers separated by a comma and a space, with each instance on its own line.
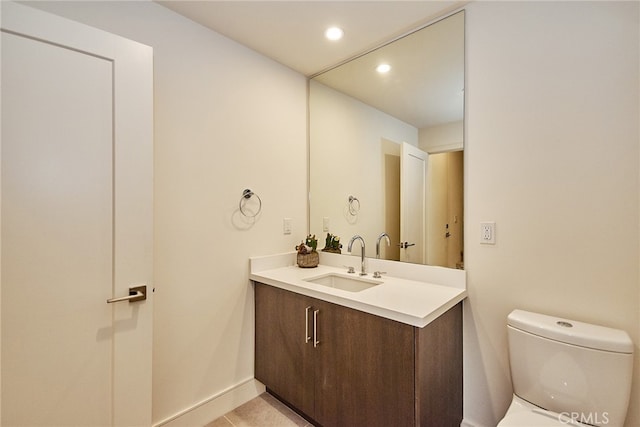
397, 242, 416, 249
107, 285, 147, 304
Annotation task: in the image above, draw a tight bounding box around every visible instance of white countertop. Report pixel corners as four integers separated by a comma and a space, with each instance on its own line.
250, 252, 467, 328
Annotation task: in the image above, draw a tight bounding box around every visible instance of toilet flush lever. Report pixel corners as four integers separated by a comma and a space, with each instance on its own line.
107, 285, 147, 304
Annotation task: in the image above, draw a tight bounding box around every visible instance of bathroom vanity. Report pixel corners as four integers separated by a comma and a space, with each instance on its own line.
251, 252, 466, 427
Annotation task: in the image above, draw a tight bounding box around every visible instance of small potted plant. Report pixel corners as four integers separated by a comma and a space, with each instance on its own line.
321, 233, 342, 254
296, 234, 319, 268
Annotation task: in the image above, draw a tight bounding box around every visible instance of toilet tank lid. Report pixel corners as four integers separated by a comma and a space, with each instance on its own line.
508, 310, 634, 354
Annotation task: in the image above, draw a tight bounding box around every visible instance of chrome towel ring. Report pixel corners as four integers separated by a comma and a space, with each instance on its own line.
348, 195, 360, 216
239, 188, 262, 217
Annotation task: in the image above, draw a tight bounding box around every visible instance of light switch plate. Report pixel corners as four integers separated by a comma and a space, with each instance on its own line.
283, 218, 292, 235
323, 217, 330, 232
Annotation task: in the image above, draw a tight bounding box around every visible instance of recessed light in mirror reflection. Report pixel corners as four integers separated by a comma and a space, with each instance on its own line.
376, 63, 391, 73
325, 27, 344, 41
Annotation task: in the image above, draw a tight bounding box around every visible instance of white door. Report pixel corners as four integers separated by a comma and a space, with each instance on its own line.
1, 3, 153, 426
400, 142, 428, 264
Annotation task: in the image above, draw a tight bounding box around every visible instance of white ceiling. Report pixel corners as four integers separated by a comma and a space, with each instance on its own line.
156, 1, 465, 77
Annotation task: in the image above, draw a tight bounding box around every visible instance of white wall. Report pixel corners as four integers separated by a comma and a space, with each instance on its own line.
419, 120, 464, 153
464, 2, 639, 426
25, 1, 307, 424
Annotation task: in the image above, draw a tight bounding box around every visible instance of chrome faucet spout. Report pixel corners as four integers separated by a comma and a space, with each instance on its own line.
376, 232, 391, 259
347, 235, 367, 276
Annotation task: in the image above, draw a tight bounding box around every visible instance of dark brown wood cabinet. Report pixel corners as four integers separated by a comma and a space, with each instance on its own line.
254, 282, 462, 427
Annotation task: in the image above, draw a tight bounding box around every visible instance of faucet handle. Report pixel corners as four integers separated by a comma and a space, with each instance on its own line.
373, 271, 386, 279
343, 265, 356, 274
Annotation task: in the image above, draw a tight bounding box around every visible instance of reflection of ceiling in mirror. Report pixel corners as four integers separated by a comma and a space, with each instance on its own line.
156, 1, 462, 76
313, 12, 464, 129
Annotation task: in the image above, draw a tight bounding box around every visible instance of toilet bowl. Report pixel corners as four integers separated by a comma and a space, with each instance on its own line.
497, 309, 634, 427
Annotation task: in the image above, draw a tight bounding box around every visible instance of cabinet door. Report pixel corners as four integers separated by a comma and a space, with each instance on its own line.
314, 300, 415, 427
254, 283, 315, 417
416, 302, 463, 426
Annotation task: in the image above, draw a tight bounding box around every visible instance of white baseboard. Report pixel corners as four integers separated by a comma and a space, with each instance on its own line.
153, 378, 266, 427
460, 419, 481, 427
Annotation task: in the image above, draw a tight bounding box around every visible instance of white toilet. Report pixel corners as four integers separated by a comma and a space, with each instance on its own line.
498, 309, 634, 426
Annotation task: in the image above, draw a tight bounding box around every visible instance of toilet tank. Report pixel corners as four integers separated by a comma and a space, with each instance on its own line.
507, 310, 634, 427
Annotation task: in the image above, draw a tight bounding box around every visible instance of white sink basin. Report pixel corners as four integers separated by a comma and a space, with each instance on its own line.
304, 273, 382, 292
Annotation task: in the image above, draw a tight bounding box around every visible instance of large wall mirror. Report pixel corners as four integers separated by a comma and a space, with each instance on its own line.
309, 11, 464, 269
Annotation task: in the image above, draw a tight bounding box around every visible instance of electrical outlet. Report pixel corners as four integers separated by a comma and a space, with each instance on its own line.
480, 222, 495, 244
323, 217, 330, 232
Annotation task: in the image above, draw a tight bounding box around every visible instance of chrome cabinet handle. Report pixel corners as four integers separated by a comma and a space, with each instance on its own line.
313, 309, 320, 348
107, 285, 146, 304
305, 306, 312, 343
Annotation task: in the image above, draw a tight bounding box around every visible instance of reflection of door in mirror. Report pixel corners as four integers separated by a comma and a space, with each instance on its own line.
427, 151, 463, 269
381, 141, 463, 268
400, 142, 428, 264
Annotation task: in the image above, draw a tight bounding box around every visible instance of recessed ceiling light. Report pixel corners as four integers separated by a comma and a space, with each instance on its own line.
325, 27, 344, 41
376, 63, 391, 74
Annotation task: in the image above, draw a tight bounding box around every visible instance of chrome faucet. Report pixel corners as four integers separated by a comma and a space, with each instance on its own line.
376, 232, 390, 259
347, 235, 366, 276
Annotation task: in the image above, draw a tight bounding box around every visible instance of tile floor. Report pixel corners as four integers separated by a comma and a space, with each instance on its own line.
205, 393, 312, 427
